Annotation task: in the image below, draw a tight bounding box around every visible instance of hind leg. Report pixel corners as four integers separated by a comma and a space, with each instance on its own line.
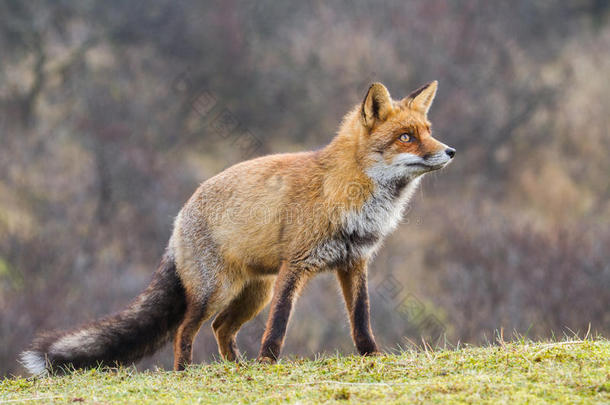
212, 278, 274, 362
172, 262, 248, 370
173, 297, 214, 371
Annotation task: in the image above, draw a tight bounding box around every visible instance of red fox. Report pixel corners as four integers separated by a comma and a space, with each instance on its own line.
21, 81, 455, 374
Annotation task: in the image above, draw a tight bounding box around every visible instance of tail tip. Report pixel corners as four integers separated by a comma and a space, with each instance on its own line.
20, 350, 48, 376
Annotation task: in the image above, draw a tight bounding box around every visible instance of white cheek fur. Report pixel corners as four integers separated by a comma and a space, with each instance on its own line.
365, 152, 425, 184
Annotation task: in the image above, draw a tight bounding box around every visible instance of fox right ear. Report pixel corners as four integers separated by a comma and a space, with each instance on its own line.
361, 83, 393, 129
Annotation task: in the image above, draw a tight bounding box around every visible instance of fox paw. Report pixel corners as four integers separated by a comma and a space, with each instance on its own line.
257, 356, 277, 364
364, 351, 383, 357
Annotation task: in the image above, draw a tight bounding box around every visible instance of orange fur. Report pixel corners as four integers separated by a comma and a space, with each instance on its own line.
20, 81, 456, 375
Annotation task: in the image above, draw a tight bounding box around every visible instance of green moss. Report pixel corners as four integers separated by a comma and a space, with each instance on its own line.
0, 257, 23, 290
1, 339, 608, 404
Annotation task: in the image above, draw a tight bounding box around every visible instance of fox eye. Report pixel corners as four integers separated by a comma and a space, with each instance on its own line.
399, 133, 414, 143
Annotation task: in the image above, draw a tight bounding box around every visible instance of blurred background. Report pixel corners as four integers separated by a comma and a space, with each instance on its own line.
1, 0, 609, 377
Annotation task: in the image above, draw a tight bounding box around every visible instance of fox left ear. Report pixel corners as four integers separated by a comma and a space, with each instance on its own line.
405, 80, 438, 114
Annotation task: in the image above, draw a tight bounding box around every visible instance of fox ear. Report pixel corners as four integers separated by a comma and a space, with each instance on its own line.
361, 82, 393, 129
405, 80, 438, 114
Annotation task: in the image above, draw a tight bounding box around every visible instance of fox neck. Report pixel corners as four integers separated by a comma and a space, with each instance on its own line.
318, 108, 420, 239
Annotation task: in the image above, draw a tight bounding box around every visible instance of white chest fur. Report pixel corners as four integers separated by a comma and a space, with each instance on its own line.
342, 176, 421, 241
304, 176, 421, 270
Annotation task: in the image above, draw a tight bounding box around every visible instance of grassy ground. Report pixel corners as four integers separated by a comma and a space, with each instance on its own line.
1, 338, 609, 404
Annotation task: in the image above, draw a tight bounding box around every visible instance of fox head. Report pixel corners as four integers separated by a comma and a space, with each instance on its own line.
355, 81, 455, 184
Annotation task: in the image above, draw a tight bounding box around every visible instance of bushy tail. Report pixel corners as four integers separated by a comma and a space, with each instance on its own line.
20, 254, 187, 375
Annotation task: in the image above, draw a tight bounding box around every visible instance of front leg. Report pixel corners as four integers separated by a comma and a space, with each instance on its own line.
258, 262, 310, 363
336, 259, 380, 356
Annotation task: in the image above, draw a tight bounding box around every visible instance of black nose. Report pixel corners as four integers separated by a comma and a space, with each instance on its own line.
445, 147, 456, 158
